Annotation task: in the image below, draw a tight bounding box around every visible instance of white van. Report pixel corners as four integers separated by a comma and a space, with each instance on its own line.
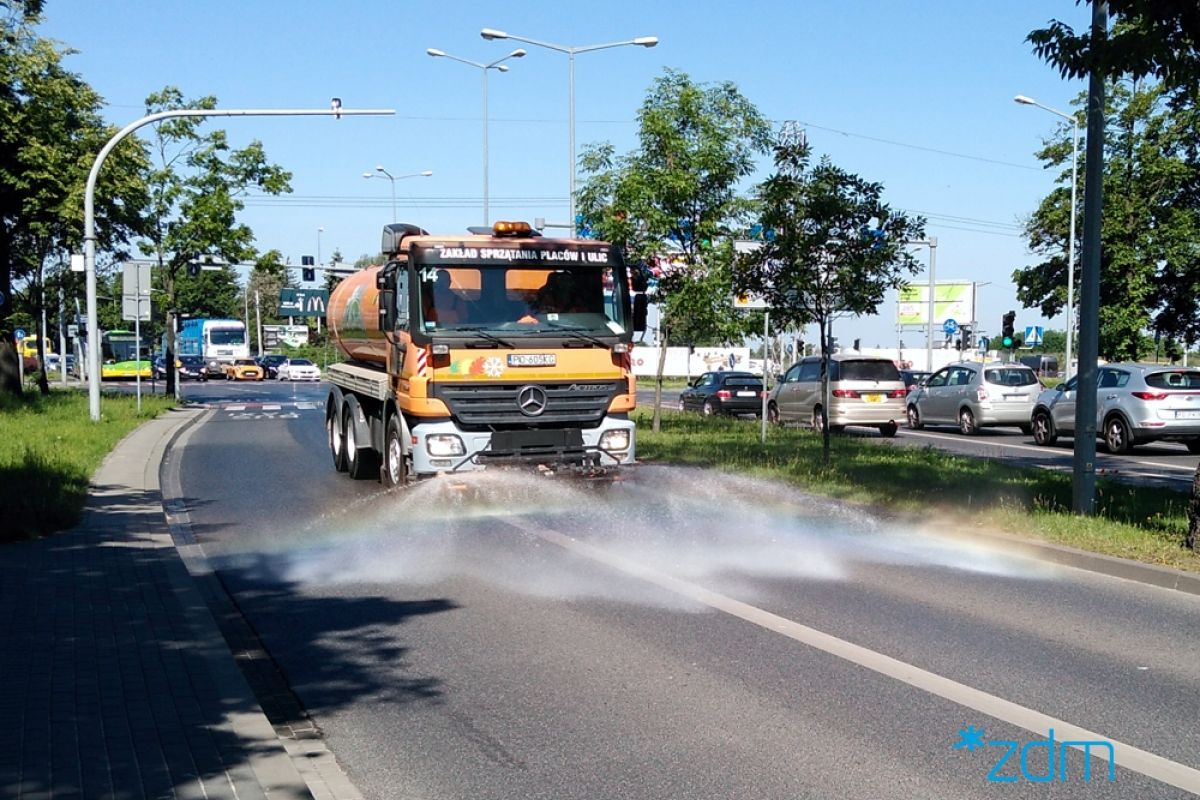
767, 355, 907, 437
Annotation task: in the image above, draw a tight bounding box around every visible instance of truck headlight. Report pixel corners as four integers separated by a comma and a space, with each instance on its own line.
426, 434, 465, 457
599, 429, 630, 451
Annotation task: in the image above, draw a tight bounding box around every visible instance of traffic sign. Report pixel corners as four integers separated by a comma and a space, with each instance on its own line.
14, 328, 26, 340
732, 292, 768, 310
1024, 325, 1043, 345
942, 318, 958, 335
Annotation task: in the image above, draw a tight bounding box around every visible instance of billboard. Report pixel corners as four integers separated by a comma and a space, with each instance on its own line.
279, 288, 329, 317
897, 282, 974, 326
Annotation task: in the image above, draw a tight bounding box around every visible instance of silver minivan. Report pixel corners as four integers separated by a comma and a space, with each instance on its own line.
906, 361, 1040, 434
767, 355, 907, 437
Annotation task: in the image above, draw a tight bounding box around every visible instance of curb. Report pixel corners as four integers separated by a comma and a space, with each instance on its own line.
135, 406, 319, 798
161, 407, 366, 800
959, 527, 1200, 597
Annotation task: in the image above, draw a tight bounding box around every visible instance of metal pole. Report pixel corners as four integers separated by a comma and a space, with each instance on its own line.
924, 238, 938, 372
1065, 117, 1079, 380
173, 314, 181, 402
255, 290, 263, 357
568, 49, 576, 230
82, 106, 394, 421
761, 310, 769, 444
482, 68, 490, 226
1073, 0, 1107, 515
134, 264, 142, 413
58, 291, 67, 385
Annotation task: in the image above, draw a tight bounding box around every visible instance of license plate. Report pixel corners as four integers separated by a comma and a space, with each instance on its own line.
508, 353, 556, 367
863, 393, 884, 403
736, 391, 757, 397
1177, 410, 1200, 419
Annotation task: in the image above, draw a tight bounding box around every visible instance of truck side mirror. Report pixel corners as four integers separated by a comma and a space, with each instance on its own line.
633, 294, 648, 333
379, 290, 394, 330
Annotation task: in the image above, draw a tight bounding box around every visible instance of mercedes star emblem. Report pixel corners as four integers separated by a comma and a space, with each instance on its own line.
517, 385, 548, 416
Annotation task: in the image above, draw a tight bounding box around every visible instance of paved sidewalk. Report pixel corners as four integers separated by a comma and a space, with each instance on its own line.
0, 407, 313, 799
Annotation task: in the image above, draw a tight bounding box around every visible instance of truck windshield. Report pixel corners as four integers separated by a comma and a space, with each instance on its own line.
209, 328, 245, 345
415, 263, 629, 337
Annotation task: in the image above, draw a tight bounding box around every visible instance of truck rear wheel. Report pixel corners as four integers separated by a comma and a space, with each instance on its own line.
327, 407, 347, 472
383, 416, 408, 489
344, 405, 379, 480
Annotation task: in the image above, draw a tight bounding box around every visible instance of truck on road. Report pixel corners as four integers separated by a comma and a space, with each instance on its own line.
323, 221, 648, 486
177, 318, 250, 377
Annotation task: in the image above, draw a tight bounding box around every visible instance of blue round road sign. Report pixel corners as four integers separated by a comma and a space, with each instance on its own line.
14, 328, 26, 339
942, 318, 958, 335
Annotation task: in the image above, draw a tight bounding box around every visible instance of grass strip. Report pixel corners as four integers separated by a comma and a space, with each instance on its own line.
634, 409, 1198, 572
0, 389, 175, 540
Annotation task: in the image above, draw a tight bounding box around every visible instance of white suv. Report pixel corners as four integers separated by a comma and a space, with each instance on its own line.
906, 361, 1040, 435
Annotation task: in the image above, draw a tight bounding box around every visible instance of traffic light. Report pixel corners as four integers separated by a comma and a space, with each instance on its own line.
302, 267, 316, 282
1001, 311, 1016, 348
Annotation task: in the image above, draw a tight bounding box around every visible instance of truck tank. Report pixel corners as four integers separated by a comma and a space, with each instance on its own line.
326, 266, 388, 365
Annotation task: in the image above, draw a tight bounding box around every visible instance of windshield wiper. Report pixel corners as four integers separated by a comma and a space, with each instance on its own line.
449, 326, 515, 349
542, 321, 610, 348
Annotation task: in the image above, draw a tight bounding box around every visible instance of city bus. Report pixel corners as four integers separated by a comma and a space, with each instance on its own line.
100, 329, 152, 379
177, 318, 249, 376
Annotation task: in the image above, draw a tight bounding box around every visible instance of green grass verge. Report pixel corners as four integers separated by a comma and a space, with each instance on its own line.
0, 389, 175, 541
634, 409, 1198, 572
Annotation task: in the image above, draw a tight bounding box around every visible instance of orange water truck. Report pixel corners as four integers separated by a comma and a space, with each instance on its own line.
323, 221, 649, 486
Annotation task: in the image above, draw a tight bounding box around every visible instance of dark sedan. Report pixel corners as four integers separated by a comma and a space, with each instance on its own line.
154, 355, 208, 381
900, 369, 931, 393
256, 354, 288, 379
678, 371, 765, 416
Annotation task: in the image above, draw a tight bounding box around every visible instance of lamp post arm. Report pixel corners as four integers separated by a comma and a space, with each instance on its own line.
83, 106, 394, 421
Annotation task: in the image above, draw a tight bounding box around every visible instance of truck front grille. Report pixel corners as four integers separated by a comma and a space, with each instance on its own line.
433, 381, 622, 428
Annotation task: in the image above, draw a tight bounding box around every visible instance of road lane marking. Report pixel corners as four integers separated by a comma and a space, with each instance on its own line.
512, 520, 1200, 794
900, 429, 1197, 474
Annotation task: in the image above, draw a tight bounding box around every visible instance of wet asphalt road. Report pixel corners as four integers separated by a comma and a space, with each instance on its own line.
169, 380, 1200, 799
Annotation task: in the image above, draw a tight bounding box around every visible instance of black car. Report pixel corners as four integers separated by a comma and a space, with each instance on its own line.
155, 355, 208, 381
678, 371, 765, 416
899, 369, 931, 393
256, 354, 288, 379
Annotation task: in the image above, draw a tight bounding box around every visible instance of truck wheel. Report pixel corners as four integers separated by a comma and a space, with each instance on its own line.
382, 416, 408, 489
327, 407, 347, 472
344, 405, 379, 480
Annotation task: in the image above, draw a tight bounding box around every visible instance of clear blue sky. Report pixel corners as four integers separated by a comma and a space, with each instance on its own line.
42, 0, 1091, 348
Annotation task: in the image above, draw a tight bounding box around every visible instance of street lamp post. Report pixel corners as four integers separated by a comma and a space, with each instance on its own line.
1015, 94, 1079, 380
427, 47, 525, 225
81, 104, 393, 421
363, 167, 433, 223
317, 226, 324, 267
480, 28, 658, 229
906, 238, 938, 372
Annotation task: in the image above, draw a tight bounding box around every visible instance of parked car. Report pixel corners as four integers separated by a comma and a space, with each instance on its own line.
43, 352, 76, 374
906, 361, 1039, 435
276, 357, 321, 382
899, 369, 932, 393
678, 371, 764, 416
767, 355, 906, 437
1030, 363, 1200, 454
256, 353, 288, 379
224, 358, 264, 381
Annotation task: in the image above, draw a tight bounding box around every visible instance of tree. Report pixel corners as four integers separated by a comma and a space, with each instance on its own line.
577, 69, 772, 431
137, 87, 291, 394
245, 248, 294, 352
660, 240, 763, 347
1013, 81, 1200, 360
0, 12, 149, 395
1029, 2, 1200, 96
738, 137, 925, 464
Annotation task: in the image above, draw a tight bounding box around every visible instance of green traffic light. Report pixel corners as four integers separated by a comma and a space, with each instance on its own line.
1002, 336, 1014, 348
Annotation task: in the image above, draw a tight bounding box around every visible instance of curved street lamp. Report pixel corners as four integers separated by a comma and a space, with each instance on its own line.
1015, 94, 1079, 379
363, 167, 433, 222
481, 28, 658, 228
427, 47, 525, 225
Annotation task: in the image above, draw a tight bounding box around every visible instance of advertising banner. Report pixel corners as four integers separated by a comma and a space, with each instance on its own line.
897, 282, 974, 326
279, 288, 329, 317
631, 346, 755, 377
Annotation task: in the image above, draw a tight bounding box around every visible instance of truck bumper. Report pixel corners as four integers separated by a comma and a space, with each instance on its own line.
409, 416, 636, 476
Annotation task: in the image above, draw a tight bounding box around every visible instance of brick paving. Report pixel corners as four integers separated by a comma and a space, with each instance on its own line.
0, 409, 313, 799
